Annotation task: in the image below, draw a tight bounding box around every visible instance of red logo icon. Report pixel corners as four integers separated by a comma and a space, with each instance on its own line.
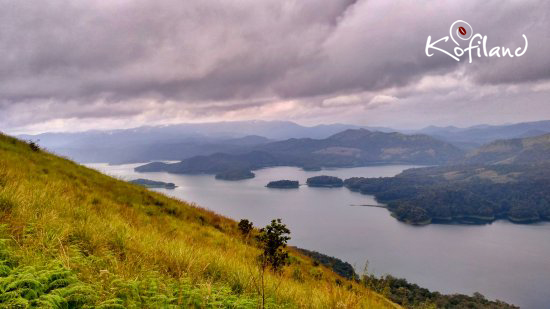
458, 26, 467, 36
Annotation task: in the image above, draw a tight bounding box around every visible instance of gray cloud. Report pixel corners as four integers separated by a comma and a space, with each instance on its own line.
0, 0, 549, 132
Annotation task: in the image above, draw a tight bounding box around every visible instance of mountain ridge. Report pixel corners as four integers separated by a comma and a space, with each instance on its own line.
136, 129, 464, 175
18, 120, 388, 164
464, 133, 550, 164
416, 120, 550, 148
17, 119, 550, 163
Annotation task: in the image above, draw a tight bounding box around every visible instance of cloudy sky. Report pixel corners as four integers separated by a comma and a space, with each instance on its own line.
1, 0, 549, 134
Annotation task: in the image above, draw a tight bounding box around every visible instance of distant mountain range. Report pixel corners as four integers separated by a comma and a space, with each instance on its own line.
136, 127, 550, 178
20, 133, 274, 164
415, 120, 550, 149
18, 119, 550, 164
19, 121, 389, 163
135, 129, 464, 174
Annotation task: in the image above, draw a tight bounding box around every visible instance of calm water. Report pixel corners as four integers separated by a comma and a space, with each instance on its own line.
88, 163, 550, 309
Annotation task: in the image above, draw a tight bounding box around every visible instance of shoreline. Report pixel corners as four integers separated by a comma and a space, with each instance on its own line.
349, 204, 386, 208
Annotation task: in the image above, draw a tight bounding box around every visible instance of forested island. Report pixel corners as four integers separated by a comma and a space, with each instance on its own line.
306, 176, 344, 188
266, 180, 300, 188
215, 169, 255, 181
302, 165, 322, 171
129, 178, 176, 189
344, 163, 550, 225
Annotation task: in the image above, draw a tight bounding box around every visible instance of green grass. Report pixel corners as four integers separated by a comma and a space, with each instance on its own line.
0, 133, 399, 308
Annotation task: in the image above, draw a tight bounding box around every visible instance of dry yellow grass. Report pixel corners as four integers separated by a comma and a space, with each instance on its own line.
0, 133, 399, 308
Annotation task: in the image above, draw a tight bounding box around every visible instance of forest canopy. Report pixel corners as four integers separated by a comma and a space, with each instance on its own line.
344, 164, 550, 225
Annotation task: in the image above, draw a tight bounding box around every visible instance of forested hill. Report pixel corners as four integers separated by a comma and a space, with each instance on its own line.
464, 133, 550, 164
0, 133, 399, 308
345, 163, 550, 225
339, 133, 550, 225
136, 129, 463, 174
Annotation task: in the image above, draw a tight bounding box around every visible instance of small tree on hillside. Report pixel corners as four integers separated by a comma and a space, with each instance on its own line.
29, 140, 40, 152
256, 219, 291, 272
254, 219, 291, 308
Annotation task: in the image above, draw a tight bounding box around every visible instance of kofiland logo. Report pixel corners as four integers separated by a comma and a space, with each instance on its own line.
425, 20, 528, 63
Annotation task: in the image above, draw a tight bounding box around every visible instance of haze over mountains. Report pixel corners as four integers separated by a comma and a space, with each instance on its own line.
17, 120, 550, 165
464, 133, 550, 165
416, 120, 550, 149
18, 121, 375, 163
135, 129, 463, 175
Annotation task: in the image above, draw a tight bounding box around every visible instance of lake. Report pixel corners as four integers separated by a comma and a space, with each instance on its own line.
88, 163, 550, 309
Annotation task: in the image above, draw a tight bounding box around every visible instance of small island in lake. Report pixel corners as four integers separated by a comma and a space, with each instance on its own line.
302, 165, 322, 171
215, 169, 255, 181
306, 175, 344, 188
266, 180, 300, 189
129, 178, 176, 189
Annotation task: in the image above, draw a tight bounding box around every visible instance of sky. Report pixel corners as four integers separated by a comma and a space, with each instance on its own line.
1, 0, 549, 134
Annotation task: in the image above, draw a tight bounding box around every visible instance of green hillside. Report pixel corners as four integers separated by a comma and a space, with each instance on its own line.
0, 133, 399, 308
464, 133, 550, 164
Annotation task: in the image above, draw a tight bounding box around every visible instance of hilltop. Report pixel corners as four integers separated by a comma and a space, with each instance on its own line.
0, 133, 398, 308
464, 133, 550, 164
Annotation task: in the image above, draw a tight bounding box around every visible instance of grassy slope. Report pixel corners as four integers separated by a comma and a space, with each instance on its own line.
0, 134, 399, 308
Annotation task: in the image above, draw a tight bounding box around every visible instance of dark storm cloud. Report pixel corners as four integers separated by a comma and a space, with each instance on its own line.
0, 0, 359, 103
273, 0, 550, 98
0, 0, 549, 131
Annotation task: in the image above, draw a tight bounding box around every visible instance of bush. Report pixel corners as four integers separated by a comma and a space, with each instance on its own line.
238, 219, 254, 236
29, 141, 40, 152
